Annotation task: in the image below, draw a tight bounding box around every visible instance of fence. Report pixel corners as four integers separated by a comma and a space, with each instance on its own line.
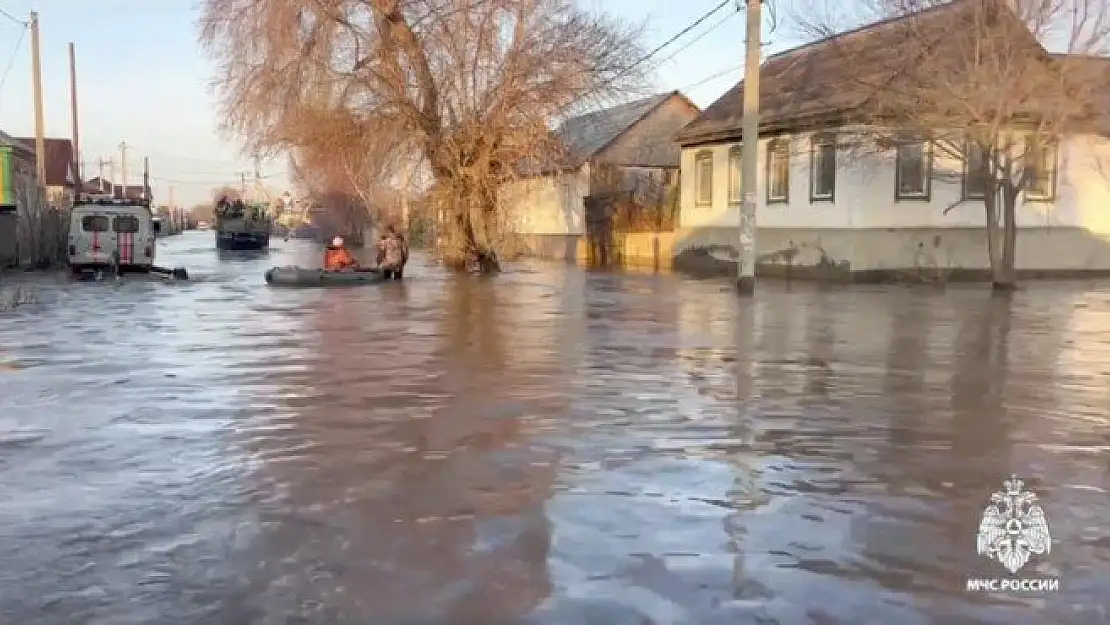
584, 171, 678, 268
0, 176, 67, 269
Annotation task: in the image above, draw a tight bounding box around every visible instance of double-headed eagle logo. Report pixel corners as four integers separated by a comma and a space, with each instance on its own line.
976, 475, 1051, 574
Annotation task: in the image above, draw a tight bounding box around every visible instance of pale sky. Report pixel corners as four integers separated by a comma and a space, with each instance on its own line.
0, 0, 805, 209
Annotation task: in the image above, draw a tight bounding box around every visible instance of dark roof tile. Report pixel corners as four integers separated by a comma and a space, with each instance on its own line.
675, 0, 1089, 145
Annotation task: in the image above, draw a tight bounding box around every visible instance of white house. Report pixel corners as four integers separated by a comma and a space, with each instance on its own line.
502, 91, 700, 262
672, 1, 1110, 280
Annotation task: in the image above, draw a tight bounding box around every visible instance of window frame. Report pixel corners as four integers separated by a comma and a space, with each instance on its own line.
809, 134, 836, 202
894, 139, 933, 202
1024, 136, 1058, 202
81, 215, 110, 232
112, 215, 140, 233
694, 150, 713, 206
766, 137, 790, 204
961, 140, 988, 201
727, 145, 743, 205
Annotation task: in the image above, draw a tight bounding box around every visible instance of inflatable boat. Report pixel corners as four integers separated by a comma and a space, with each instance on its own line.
264, 266, 385, 287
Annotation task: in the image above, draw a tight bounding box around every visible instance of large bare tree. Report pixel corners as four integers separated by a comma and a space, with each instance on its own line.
199, 0, 646, 272
792, 0, 1110, 289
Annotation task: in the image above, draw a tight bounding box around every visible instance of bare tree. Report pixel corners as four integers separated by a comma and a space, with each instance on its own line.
283, 105, 416, 240
210, 185, 241, 203
791, 0, 1110, 289
199, 0, 647, 273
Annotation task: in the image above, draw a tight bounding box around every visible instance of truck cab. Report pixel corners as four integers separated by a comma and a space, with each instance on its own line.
68, 196, 159, 274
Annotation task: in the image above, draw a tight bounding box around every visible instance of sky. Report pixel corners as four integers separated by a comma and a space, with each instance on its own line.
0, 0, 809, 209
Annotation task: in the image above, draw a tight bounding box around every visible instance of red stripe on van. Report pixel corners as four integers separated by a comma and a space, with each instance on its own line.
120, 232, 133, 264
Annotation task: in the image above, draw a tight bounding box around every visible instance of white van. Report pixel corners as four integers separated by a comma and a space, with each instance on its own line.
67, 198, 160, 274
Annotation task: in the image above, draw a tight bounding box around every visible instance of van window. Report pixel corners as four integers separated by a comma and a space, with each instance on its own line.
113, 216, 140, 233
81, 215, 110, 232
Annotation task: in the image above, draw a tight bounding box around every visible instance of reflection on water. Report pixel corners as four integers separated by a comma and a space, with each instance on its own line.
0, 232, 1108, 624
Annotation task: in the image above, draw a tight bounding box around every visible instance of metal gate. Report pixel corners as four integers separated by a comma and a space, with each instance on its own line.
584, 194, 622, 267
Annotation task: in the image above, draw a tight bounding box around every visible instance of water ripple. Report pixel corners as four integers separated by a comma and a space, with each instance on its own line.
0, 233, 1108, 623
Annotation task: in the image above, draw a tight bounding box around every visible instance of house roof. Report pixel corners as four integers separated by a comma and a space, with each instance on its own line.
114, 184, 146, 199
14, 137, 75, 187
556, 91, 692, 167
675, 0, 1086, 146
0, 130, 35, 160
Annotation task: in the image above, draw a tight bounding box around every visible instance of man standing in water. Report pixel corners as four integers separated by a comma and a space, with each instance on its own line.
377, 224, 409, 280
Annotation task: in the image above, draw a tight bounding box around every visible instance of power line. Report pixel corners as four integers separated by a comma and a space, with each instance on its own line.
0, 7, 27, 26
607, 0, 734, 88
0, 24, 27, 101
563, 0, 736, 115
678, 63, 744, 91
656, 9, 739, 66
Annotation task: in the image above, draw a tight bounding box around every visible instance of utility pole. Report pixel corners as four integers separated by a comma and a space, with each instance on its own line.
253, 155, 261, 202
29, 12, 46, 187
240, 171, 247, 196
737, 0, 762, 295
106, 158, 115, 193
119, 142, 128, 199
142, 156, 150, 202
68, 42, 81, 189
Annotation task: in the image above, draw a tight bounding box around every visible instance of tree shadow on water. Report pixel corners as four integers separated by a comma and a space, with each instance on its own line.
232, 275, 555, 623
949, 293, 1015, 485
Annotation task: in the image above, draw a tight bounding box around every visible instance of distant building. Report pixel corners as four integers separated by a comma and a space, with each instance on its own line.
14, 137, 76, 208
501, 91, 700, 262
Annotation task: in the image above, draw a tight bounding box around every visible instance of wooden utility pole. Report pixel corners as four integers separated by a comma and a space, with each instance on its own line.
119, 142, 128, 198
29, 12, 46, 187
68, 42, 81, 189
107, 157, 116, 193
240, 171, 247, 196
737, 0, 762, 295
142, 156, 150, 201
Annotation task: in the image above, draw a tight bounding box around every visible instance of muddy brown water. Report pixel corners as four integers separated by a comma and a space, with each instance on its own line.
0, 231, 1108, 624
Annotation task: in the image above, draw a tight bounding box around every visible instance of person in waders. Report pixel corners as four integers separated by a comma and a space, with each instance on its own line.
376, 225, 408, 280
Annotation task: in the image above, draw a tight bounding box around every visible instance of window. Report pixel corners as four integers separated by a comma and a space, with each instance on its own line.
727, 146, 743, 204
1025, 137, 1058, 201
810, 135, 836, 201
81, 215, 110, 232
113, 215, 140, 233
895, 140, 932, 200
962, 141, 987, 200
694, 150, 713, 206
766, 138, 790, 203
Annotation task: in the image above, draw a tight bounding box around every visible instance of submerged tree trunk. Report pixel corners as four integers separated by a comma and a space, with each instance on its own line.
997, 187, 1019, 292
434, 176, 502, 275
982, 184, 1018, 292
994, 185, 1016, 293
983, 186, 1004, 287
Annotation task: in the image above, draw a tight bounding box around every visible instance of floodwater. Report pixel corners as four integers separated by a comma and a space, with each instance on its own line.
1, 231, 1109, 624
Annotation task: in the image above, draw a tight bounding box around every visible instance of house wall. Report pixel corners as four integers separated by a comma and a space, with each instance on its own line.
504, 95, 699, 265
47, 185, 74, 208
675, 130, 1110, 279
595, 96, 699, 168
501, 164, 589, 262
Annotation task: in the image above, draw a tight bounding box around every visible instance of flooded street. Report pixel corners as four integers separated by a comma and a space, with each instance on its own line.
1, 230, 1109, 624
